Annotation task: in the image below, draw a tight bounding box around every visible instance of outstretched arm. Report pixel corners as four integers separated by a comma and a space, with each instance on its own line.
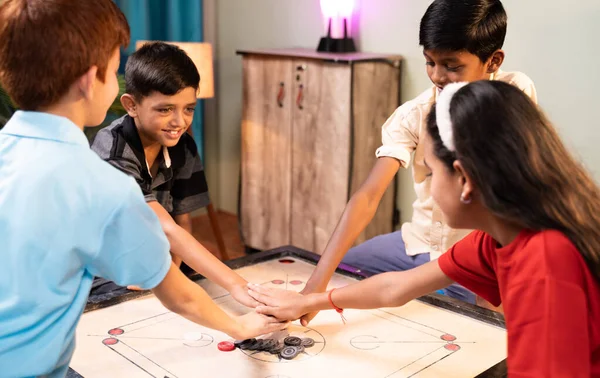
148, 201, 259, 308
250, 260, 452, 321
153, 263, 288, 340
299, 157, 401, 324
304, 157, 401, 293
171, 213, 193, 267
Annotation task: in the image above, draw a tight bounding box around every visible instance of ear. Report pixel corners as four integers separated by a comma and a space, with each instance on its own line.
77, 66, 98, 101
486, 50, 505, 74
452, 160, 475, 201
120, 94, 139, 117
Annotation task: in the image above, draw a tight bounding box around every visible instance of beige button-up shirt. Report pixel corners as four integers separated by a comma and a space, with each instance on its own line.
376, 70, 538, 260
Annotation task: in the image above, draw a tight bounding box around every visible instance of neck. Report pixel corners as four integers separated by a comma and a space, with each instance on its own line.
38, 100, 86, 130
480, 215, 523, 247
144, 144, 162, 168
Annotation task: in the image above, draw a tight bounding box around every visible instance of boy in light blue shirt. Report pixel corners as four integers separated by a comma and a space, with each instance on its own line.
0, 1, 286, 377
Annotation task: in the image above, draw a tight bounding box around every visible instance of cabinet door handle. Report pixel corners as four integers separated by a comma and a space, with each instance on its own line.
277, 82, 285, 108
296, 84, 304, 110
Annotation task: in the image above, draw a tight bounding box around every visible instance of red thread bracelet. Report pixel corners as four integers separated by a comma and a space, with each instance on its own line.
328, 289, 347, 324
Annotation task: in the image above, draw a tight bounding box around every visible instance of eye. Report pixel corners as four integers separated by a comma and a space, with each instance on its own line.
185, 107, 196, 113
425, 172, 432, 177
157, 108, 172, 114
425, 61, 435, 67
445, 65, 463, 72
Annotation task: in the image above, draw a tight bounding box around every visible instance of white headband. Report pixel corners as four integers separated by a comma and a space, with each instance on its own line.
435, 82, 468, 152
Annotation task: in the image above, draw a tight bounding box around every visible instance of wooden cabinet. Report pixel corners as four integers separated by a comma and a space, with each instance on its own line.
238, 48, 402, 253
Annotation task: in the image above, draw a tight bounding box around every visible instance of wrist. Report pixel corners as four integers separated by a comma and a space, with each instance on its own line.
226, 277, 248, 292
224, 317, 244, 340
303, 277, 327, 294
305, 292, 326, 313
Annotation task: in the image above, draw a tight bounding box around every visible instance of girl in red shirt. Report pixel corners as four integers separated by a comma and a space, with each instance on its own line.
249, 80, 600, 377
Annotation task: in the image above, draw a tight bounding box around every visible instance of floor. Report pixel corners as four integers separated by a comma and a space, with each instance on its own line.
190, 210, 246, 260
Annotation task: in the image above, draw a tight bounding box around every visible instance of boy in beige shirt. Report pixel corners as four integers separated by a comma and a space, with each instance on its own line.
300, 0, 537, 322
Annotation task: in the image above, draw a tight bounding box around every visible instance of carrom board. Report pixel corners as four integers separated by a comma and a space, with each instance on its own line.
68, 246, 507, 378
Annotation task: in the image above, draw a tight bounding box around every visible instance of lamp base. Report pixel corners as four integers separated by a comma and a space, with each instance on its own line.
316, 36, 356, 53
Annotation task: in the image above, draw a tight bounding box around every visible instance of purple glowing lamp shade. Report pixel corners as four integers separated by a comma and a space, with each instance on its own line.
320, 0, 354, 19
317, 0, 357, 53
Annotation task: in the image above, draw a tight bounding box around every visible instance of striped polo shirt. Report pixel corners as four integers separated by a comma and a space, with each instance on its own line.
91, 115, 210, 215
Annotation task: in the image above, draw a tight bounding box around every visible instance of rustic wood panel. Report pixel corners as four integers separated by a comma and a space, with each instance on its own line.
290, 61, 352, 254
240, 56, 293, 250
237, 48, 402, 64
350, 61, 402, 245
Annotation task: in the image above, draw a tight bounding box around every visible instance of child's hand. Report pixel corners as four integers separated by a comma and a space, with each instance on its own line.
230, 283, 261, 308
298, 285, 322, 326
247, 283, 308, 321
232, 312, 289, 340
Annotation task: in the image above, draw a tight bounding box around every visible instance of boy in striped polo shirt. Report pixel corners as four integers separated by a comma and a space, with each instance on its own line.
92, 42, 257, 307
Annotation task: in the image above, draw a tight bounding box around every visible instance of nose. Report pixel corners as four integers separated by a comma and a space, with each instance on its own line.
170, 110, 187, 128
431, 66, 447, 88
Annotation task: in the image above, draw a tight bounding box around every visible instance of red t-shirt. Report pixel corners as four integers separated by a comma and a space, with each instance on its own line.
438, 229, 600, 377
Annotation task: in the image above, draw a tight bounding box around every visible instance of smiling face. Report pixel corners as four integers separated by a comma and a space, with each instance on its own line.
423, 49, 502, 91
121, 87, 197, 148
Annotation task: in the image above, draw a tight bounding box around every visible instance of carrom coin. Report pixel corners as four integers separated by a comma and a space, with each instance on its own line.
248, 339, 262, 351
217, 341, 235, 352
262, 339, 277, 350
239, 338, 256, 350
269, 342, 284, 354
280, 346, 299, 360
301, 338, 315, 348
283, 336, 302, 346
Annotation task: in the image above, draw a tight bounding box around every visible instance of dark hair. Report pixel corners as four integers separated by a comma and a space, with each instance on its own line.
419, 0, 507, 62
0, 0, 130, 110
125, 42, 200, 101
427, 80, 600, 281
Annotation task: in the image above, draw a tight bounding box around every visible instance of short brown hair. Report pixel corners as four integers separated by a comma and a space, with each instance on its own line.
0, 0, 130, 110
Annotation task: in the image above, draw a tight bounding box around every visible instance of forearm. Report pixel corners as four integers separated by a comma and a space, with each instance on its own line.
149, 202, 246, 291
174, 213, 193, 234
171, 213, 193, 268
153, 265, 241, 338
307, 261, 452, 312
306, 192, 379, 291
167, 225, 246, 289
305, 157, 401, 293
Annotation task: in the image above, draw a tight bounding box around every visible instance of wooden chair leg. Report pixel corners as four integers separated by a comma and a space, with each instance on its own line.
206, 203, 229, 260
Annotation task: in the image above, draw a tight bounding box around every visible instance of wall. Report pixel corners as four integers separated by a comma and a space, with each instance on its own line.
206, 0, 600, 224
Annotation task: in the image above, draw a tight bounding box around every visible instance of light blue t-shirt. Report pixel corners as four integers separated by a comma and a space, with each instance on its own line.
0, 111, 172, 377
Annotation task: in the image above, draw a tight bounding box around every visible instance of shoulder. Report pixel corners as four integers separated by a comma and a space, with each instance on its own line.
384, 87, 436, 127
77, 151, 139, 193
518, 229, 585, 281
495, 70, 536, 91
91, 116, 129, 159
398, 87, 435, 116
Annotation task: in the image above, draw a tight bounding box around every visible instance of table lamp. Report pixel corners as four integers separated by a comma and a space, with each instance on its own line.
317, 0, 356, 53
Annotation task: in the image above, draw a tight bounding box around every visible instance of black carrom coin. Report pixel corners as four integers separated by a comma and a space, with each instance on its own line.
269, 341, 284, 354
301, 338, 315, 348
279, 346, 299, 360
283, 336, 302, 346
262, 339, 277, 350
239, 338, 256, 350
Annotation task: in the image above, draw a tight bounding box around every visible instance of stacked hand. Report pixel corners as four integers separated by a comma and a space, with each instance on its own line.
247, 283, 311, 322
232, 311, 290, 340
229, 283, 262, 308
